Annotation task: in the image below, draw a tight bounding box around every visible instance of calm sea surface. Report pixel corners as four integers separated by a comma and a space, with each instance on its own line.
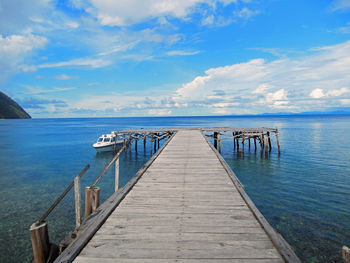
0, 116, 349, 262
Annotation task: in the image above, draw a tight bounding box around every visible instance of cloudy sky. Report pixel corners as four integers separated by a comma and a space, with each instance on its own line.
1, 0, 350, 117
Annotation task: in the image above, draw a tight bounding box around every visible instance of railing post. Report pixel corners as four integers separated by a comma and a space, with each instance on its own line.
115, 157, 120, 192
84, 187, 100, 218
74, 175, 81, 229
30, 221, 50, 263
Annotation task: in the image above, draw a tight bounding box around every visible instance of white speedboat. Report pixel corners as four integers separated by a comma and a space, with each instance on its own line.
93, 133, 124, 152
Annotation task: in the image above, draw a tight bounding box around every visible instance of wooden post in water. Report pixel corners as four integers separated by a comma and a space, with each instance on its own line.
233, 132, 236, 149
264, 134, 269, 154
84, 187, 100, 218
236, 136, 239, 151
259, 135, 263, 154
30, 221, 50, 263
218, 133, 221, 153
115, 157, 119, 192
343, 246, 350, 263
74, 176, 81, 229
154, 135, 157, 152
267, 131, 272, 152
275, 129, 281, 155
150, 139, 153, 154
242, 134, 245, 152
143, 136, 146, 149
213, 132, 218, 149
248, 136, 251, 150
135, 138, 138, 152
254, 137, 257, 152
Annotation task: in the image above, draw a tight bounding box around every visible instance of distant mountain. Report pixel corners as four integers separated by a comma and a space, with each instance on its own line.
0, 91, 31, 119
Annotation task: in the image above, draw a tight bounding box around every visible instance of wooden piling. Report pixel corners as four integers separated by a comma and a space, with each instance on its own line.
115, 157, 119, 192
30, 221, 50, 263
143, 136, 146, 149
259, 135, 263, 154
242, 134, 245, 152
236, 137, 239, 150
84, 187, 100, 218
343, 246, 350, 263
213, 132, 218, 149
218, 133, 221, 153
135, 139, 137, 152
254, 137, 257, 152
248, 136, 251, 149
267, 131, 272, 152
276, 129, 281, 154
154, 135, 157, 152
264, 135, 269, 154
233, 132, 236, 149
74, 176, 81, 229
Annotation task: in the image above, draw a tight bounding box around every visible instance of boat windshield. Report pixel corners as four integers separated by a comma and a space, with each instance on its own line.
103, 138, 110, 142
98, 138, 103, 142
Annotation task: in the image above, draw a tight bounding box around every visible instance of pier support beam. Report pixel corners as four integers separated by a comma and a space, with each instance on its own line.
242, 134, 245, 152
135, 139, 138, 152
213, 132, 218, 149
30, 221, 50, 263
84, 187, 100, 218
267, 132, 272, 152
276, 129, 281, 155
254, 137, 257, 152
232, 132, 236, 150
264, 135, 269, 154
218, 133, 221, 153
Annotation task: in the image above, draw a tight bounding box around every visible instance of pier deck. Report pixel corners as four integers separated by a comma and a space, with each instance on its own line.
65, 130, 298, 263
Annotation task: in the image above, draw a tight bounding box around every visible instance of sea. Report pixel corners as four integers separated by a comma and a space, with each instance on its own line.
0, 115, 349, 263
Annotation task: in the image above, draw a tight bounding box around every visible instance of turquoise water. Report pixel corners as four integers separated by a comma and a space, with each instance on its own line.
0, 116, 349, 262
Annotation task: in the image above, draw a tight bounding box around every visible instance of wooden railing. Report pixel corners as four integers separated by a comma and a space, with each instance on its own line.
29, 145, 127, 263
29, 165, 90, 263
29, 131, 172, 263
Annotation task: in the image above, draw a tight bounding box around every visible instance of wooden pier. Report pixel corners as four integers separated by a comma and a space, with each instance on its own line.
50, 128, 299, 263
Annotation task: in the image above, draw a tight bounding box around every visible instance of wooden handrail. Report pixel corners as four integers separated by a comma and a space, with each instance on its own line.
90, 144, 126, 188
38, 165, 90, 223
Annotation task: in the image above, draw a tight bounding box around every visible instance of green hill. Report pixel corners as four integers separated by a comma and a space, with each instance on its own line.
0, 91, 31, 119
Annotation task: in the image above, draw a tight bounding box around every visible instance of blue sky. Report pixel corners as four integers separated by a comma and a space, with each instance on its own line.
1, 0, 350, 117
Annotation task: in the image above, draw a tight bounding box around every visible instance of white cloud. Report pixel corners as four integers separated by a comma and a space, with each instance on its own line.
337, 22, 350, 34
252, 84, 270, 94
233, 7, 260, 20
166, 50, 200, 56
148, 109, 172, 116
79, 0, 238, 26
38, 57, 112, 69
310, 87, 349, 98
169, 40, 350, 114
330, 0, 350, 11
310, 88, 325, 99
53, 74, 76, 80
0, 33, 48, 81
98, 41, 139, 56
327, 87, 349, 96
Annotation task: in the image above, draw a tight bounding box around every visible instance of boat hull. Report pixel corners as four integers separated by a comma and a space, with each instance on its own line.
93, 142, 123, 152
